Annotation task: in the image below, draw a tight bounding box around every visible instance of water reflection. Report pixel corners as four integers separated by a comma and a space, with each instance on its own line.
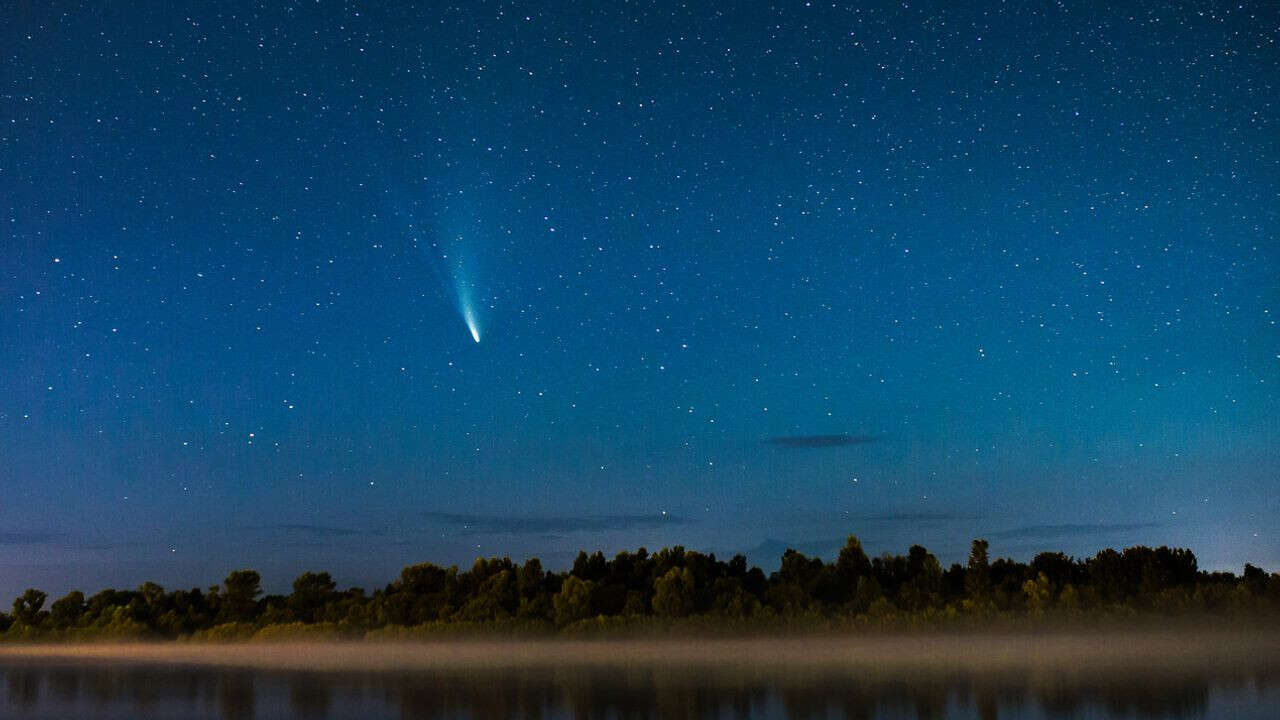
0, 662, 1276, 719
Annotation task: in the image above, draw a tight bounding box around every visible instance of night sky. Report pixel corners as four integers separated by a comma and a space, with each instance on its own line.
2, 1, 1277, 600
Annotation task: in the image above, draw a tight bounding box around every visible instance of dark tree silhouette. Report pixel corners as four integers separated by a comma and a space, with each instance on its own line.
290, 572, 338, 623
221, 570, 262, 623
49, 590, 85, 629
2, 540, 1276, 639
11, 588, 47, 626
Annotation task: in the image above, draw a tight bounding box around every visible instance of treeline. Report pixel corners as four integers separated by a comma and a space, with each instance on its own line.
4, 538, 1279, 640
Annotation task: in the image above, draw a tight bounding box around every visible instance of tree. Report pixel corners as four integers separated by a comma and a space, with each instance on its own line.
836, 535, 873, 580
517, 558, 546, 600
1242, 563, 1267, 593
516, 559, 551, 619
12, 588, 47, 626
221, 570, 262, 622
49, 590, 85, 629
290, 571, 337, 623
833, 535, 874, 607
85, 588, 126, 625
852, 576, 883, 613
139, 581, 166, 606
965, 539, 991, 598
388, 562, 458, 624
571, 551, 609, 582
652, 567, 695, 618
459, 569, 518, 621
553, 575, 595, 625
1023, 573, 1052, 614
872, 552, 911, 599
398, 563, 456, 596
898, 545, 943, 611
1031, 552, 1077, 593
770, 549, 825, 611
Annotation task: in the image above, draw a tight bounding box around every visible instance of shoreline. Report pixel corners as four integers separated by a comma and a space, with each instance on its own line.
1, 629, 1278, 675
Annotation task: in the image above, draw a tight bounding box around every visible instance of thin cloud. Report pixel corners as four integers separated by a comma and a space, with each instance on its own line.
249, 524, 364, 537
987, 523, 1158, 540
765, 434, 879, 448
425, 513, 692, 535
858, 512, 982, 522
0, 532, 62, 545
71, 540, 152, 551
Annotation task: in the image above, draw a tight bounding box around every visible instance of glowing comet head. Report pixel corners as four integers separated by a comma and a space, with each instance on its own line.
462, 304, 481, 343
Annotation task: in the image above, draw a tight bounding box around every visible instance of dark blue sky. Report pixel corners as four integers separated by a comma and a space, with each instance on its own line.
2, 0, 1276, 599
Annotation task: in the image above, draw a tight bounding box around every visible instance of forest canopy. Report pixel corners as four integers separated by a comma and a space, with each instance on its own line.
4, 538, 1278, 640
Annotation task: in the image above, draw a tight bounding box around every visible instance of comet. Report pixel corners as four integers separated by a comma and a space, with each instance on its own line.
462, 302, 481, 343
451, 268, 482, 344
402, 203, 487, 345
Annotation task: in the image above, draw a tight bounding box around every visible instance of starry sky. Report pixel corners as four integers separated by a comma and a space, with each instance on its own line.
2, 0, 1277, 599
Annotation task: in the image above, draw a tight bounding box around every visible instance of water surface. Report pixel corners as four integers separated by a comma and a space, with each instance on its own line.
2, 661, 1277, 719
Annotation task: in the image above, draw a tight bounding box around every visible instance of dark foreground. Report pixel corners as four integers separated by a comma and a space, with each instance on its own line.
1, 631, 1278, 718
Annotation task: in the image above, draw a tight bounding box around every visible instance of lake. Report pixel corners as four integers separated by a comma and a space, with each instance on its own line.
2, 662, 1278, 719
1, 635, 1278, 719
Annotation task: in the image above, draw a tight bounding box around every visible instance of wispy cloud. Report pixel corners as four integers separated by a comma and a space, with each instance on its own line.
424, 513, 692, 535
248, 524, 364, 537
858, 512, 982, 522
987, 523, 1158, 540
0, 532, 62, 545
765, 434, 879, 448
71, 540, 151, 551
